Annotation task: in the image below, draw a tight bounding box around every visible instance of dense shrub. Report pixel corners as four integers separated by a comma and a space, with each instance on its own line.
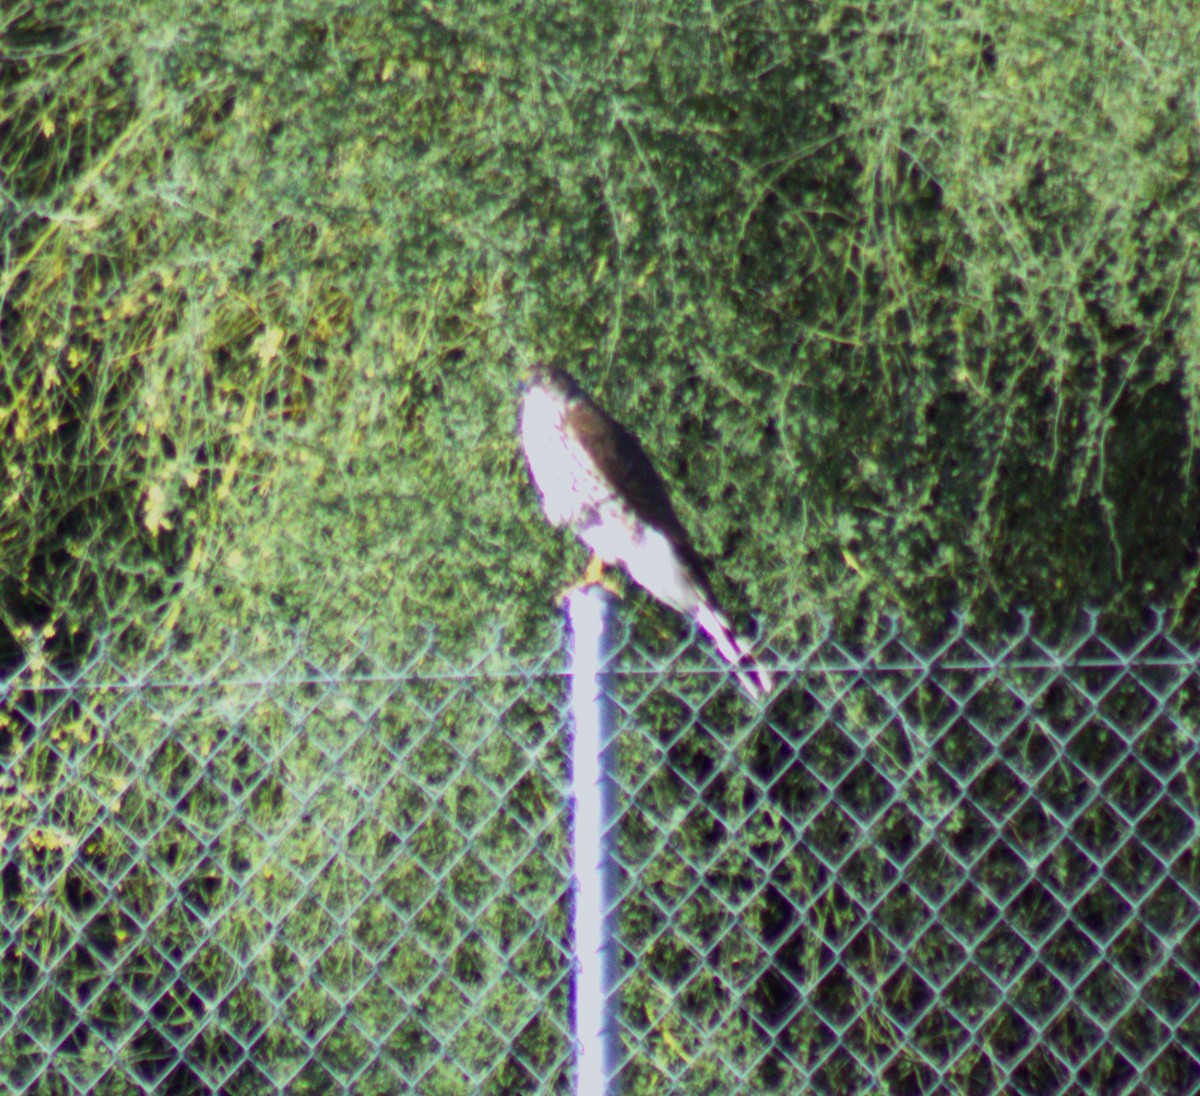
4, 1, 1200, 1091
4, 0, 1199, 665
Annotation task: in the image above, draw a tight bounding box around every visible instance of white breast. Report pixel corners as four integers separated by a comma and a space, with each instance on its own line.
520, 385, 609, 526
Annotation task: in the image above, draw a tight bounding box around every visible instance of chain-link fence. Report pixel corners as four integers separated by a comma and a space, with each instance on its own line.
2, 616, 1199, 1094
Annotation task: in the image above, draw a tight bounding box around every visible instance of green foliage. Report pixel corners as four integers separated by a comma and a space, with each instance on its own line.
5, 0, 1200, 1091
5, 0, 1200, 660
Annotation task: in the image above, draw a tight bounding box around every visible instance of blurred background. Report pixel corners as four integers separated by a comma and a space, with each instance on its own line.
5, 0, 1200, 669
4, 2, 1200, 1092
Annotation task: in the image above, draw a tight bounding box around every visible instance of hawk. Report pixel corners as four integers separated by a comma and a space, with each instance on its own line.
519, 364, 771, 700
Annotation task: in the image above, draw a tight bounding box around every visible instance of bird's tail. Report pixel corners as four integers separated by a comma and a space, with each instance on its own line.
693, 601, 773, 702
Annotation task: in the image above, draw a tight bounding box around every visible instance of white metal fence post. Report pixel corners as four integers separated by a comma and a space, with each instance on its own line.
566, 585, 622, 1096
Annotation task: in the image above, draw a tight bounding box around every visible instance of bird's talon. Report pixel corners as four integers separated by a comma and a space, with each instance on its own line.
555, 555, 624, 606
583, 554, 606, 587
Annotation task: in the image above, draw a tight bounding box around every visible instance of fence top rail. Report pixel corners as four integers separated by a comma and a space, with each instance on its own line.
2, 612, 1197, 693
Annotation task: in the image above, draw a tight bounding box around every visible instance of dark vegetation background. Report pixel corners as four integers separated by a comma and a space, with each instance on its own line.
5, 0, 1200, 666
4, 0, 1200, 1092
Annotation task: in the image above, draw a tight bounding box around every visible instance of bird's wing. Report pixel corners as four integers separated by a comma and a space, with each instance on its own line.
564, 392, 715, 596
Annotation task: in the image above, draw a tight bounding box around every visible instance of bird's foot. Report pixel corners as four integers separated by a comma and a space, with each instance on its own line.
583, 553, 606, 587
555, 555, 623, 606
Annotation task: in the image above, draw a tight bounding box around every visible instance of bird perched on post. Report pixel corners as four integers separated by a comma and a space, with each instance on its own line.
519, 363, 771, 701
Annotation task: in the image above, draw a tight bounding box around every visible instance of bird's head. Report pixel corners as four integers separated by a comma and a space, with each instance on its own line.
520, 362, 580, 398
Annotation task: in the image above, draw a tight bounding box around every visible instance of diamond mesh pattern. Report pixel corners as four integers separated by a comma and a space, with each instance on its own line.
2, 617, 1198, 1093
